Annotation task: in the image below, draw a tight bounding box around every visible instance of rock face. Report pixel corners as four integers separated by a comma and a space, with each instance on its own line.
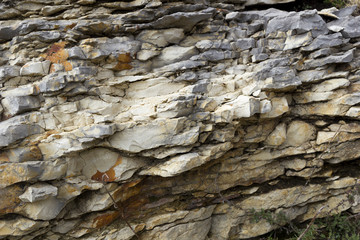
1, 0, 360, 239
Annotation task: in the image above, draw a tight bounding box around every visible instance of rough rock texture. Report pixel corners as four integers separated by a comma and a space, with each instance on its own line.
1, 0, 360, 239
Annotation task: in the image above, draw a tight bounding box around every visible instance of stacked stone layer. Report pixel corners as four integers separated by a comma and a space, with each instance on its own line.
1, 0, 360, 239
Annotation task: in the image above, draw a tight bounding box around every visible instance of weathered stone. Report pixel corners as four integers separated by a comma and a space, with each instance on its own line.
20, 61, 51, 76
0, 113, 44, 148
136, 28, 185, 47
80, 148, 147, 182
283, 32, 312, 50
293, 91, 335, 104
301, 32, 346, 51
311, 78, 350, 92
19, 183, 58, 203
266, 10, 328, 37
302, 48, 354, 69
245, 0, 295, 6
140, 143, 232, 177
285, 121, 316, 147
1, 95, 41, 117
265, 122, 286, 146
0, 65, 20, 82
213, 95, 260, 122
0, 217, 49, 237
17, 196, 66, 220
41, 5, 69, 16
152, 46, 198, 68
261, 97, 289, 118
327, 16, 360, 38
109, 118, 200, 153
0, 160, 67, 188
232, 38, 256, 50
147, 10, 214, 32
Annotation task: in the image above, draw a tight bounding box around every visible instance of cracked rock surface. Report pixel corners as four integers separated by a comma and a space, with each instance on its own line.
1, 0, 360, 239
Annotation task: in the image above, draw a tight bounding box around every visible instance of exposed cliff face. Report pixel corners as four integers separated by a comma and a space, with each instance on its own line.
1, 0, 360, 239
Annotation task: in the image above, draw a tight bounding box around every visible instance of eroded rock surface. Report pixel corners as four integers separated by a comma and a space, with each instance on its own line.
1, 0, 360, 239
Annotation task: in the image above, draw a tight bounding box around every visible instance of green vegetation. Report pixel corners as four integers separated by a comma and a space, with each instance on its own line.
251, 209, 360, 240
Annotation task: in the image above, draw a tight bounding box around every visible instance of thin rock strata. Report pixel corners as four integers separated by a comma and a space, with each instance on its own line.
1, 0, 360, 239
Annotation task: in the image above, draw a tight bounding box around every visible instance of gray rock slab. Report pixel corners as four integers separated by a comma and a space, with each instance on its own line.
19, 183, 58, 203
147, 9, 214, 32
0, 114, 44, 147
266, 10, 328, 37
191, 50, 237, 62
327, 16, 360, 38
38, 73, 67, 92
301, 32, 347, 51
2, 96, 41, 116
232, 38, 256, 50
303, 48, 354, 69
0, 65, 20, 82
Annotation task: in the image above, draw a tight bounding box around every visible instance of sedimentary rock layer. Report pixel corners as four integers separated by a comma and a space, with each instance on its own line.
1, 0, 360, 239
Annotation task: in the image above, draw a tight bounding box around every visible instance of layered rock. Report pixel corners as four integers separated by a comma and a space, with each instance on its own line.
1, 0, 360, 239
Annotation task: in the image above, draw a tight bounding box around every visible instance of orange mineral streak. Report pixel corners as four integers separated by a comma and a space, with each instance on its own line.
0, 153, 9, 163
93, 211, 121, 229
0, 184, 23, 215
41, 41, 73, 72
112, 179, 143, 202
64, 23, 77, 31
114, 53, 132, 71
91, 157, 123, 182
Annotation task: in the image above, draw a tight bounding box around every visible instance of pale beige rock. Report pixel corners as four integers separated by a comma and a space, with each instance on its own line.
312, 78, 350, 92
285, 121, 316, 147
136, 28, 185, 47
213, 95, 260, 123
109, 118, 200, 152
261, 97, 289, 118
140, 143, 232, 177
283, 32, 312, 50
265, 122, 286, 146
153, 46, 198, 68
80, 148, 147, 181
20, 61, 51, 76
0, 218, 49, 237
293, 91, 335, 104
19, 183, 58, 203
16, 196, 66, 220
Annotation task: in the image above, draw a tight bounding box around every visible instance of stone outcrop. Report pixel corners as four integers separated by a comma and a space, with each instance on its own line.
1, 0, 360, 239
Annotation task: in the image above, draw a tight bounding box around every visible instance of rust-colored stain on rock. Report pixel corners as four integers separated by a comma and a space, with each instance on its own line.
91, 157, 123, 182
0, 153, 9, 163
64, 23, 77, 31
41, 41, 72, 72
0, 184, 24, 215
93, 211, 121, 229
113, 53, 133, 71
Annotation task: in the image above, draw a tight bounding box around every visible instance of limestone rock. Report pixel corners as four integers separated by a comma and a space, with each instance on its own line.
20, 61, 51, 76
261, 97, 289, 118
0, 113, 44, 148
136, 28, 185, 47
285, 121, 316, 146
0, 217, 48, 237
153, 46, 198, 68
1, 95, 41, 117
19, 183, 58, 203
140, 143, 232, 177
109, 118, 199, 153
266, 10, 328, 37
80, 148, 147, 182
265, 122, 287, 146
